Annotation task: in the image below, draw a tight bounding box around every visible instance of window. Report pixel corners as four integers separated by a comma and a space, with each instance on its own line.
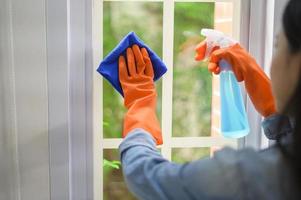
93, 0, 241, 199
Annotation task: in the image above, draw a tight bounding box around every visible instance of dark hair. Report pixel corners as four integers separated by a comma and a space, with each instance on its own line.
278, 0, 301, 191
283, 0, 301, 53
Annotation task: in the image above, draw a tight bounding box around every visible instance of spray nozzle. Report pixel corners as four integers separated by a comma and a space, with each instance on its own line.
200, 29, 237, 59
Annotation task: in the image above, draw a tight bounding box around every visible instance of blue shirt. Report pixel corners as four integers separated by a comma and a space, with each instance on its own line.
119, 114, 295, 200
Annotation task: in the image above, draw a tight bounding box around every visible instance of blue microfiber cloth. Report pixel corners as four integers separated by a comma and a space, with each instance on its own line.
97, 32, 167, 96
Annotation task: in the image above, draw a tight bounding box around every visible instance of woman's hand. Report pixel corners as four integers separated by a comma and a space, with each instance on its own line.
119, 45, 155, 108
195, 41, 276, 117
119, 45, 162, 145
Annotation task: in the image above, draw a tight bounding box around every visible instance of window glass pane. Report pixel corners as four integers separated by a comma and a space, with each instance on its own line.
103, 2, 163, 138
172, 148, 210, 163
103, 149, 137, 200
172, 3, 215, 137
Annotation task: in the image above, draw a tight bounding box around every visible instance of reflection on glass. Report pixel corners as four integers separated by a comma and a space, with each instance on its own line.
103, 2, 163, 138
172, 3, 215, 137
103, 149, 137, 200
172, 148, 210, 163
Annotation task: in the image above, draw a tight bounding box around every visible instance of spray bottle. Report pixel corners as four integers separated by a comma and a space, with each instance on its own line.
201, 29, 250, 138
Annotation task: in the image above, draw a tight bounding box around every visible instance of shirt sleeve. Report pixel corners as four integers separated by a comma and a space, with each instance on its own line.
119, 128, 249, 200
262, 114, 294, 140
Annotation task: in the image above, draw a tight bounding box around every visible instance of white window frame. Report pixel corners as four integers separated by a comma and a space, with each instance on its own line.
241, 0, 285, 150
93, 0, 241, 199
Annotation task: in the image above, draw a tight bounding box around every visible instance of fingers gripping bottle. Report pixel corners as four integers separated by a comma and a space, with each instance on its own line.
201, 29, 250, 138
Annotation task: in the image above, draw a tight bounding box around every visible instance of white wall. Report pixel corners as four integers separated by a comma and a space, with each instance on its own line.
0, 0, 50, 199
0, 0, 93, 199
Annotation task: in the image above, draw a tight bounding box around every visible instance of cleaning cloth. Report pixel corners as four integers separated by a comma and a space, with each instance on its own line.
97, 32, 167, 96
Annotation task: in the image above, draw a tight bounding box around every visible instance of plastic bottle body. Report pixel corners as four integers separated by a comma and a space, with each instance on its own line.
200, 29, 249, 138
219, 60, 250, 138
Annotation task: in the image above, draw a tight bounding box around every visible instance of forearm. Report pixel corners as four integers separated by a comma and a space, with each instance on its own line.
123, 94, 162, 144
119, 129, 189, 200
244, 69, 276, 117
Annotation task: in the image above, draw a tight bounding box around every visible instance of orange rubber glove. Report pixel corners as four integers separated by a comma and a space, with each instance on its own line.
119, 45, 163, 145
195, 41, 276, 117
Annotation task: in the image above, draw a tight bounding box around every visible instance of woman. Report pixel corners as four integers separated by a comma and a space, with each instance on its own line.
118, 0, 301, 199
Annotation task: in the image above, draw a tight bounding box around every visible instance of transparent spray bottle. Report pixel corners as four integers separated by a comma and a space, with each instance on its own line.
201, 29, 250, 138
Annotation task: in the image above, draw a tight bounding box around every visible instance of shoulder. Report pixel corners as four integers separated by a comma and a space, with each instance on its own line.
213, 146, 284, 179
184, 146, 287, 199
